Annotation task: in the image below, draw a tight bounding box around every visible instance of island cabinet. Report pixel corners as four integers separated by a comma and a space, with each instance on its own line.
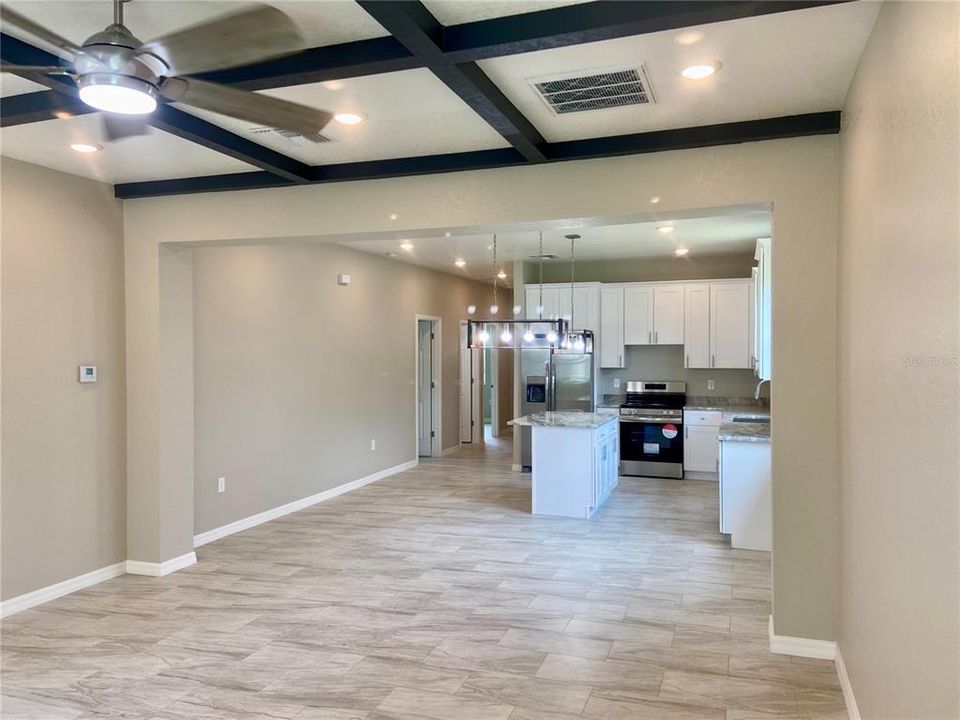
527, 416, 619, 519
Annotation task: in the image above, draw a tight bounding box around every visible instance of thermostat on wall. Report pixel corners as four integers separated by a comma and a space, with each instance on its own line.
78, 365, 97, 383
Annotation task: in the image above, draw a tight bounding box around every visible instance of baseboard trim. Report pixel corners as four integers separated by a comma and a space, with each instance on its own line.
0, 561, 126, 619
684, 470, 719, 481
439, 444, 461, 457
125, 551, 197, 577
193, 459, 419, 548
768, 615, 837, 660
835, 648, 861, 720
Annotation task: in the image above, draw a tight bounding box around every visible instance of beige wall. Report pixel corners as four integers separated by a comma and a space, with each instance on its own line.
123, 134, 841, 639
192, 243, 495, 534
532, 252, 756, 284
1, 159, 126, 600
600, 346, 763, 399
837, 2, 959, 718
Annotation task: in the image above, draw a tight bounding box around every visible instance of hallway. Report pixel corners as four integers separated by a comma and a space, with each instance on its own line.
2, 444, 845, 719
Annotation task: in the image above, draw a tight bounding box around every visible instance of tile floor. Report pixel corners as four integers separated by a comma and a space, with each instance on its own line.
1, 439, 846, 719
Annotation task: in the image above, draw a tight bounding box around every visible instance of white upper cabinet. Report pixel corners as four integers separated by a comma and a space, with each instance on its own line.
525, 285, 560, 320
653, 284, 684, 344
754, 238, 772, 380
558, 284, 599, 332
684, 283, 711, 368
710, 281, 751, 368
623, 286, 654, 345
599, 286, 624, 368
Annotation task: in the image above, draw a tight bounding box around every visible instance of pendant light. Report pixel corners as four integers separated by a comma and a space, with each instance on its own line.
555, 233, 594, 355
466, 231, 569, 351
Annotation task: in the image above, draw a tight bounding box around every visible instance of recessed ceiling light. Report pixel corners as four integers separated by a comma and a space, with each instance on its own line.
400, 241, 414, 251
675, 30, 705, 46
497, 270, 507, 279
334, 111, 365, 125
388, 213, 398, 221
681, 62, 721, 80
658, 225, 675, 234
454, 258, 466, 268
675, 248, 690, 257
70, 143, 101, 153
650, 196, 661, 204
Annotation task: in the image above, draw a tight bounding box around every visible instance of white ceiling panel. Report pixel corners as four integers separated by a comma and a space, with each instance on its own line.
342, 210, 771, 284
423, 0, 592, 25
176, 69, 511, 164
0, 73, 48, 98
0, 112, 256, 183
2, 1, 387, 75
478, 2, 881, 142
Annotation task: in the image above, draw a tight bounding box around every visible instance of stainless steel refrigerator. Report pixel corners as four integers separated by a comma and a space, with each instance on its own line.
519, 349, 595, 468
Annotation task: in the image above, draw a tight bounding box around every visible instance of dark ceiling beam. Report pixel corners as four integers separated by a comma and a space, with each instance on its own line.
114, 111, 840, 199
0, 89, 95, 127
356, 1, 546, 163
0, 31, 312, 182
441, 0, 856, 62
193, 36, 420, 92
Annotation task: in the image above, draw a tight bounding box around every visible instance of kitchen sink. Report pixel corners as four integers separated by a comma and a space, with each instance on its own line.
732, 417, 770, 423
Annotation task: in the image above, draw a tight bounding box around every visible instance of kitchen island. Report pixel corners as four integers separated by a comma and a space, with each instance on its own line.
508, 412, 619, 518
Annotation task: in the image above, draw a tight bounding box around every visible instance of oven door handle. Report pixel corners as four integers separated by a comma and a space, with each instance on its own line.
619, 416, 682, 424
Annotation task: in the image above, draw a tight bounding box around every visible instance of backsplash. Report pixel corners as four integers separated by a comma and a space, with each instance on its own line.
598, 345, 767, 398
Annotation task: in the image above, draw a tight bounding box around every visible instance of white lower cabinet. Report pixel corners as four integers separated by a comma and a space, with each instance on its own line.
719, 439, 772, 551
683, 410, 721, 476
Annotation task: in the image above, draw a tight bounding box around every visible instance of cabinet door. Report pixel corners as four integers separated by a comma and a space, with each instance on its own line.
623, 286, 654, 345
541, 287, 561, 320
599, 287, 624, 368
750, 268, 759, 373
684, 283, 711, 368
653, 284, 684, 344
684, 424, 719, 473
710, 282, 751, 368
755, 238, 772, 380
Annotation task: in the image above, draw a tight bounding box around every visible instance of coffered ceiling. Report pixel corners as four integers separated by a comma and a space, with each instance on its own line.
0, 1, 880, 198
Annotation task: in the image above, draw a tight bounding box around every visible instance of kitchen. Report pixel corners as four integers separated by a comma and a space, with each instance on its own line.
504, 214, 772, 550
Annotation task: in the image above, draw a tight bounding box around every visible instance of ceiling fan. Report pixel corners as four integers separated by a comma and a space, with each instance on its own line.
0, 0, 333, 142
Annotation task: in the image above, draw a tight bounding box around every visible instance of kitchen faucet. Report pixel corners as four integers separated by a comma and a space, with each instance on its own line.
754, 378, 770, 400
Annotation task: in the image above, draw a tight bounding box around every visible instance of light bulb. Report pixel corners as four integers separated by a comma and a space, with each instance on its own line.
78, 82, 157, 114
489, 304, 499, 315
513, 305, 522, 315
523, 330, 534, 343
574, 338, 585, 351
500, 330, 512, 343
478, 330, 490, 343
466, 305, 477, 315
546, 331, 558, 343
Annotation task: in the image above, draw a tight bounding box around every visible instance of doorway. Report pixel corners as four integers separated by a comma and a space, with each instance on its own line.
459, 320, 484, 444
416, 316, 441, 457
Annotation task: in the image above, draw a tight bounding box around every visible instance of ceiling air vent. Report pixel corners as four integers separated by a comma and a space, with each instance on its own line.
529, 65, 655, 115
249, 126, 332, 145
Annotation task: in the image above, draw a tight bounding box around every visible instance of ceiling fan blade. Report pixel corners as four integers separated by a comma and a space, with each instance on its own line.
162, 77, 332, 137
0, 63, 72, 75
0, 5, 81, 60
102, 114, 150, 143
138, 4, 302, 77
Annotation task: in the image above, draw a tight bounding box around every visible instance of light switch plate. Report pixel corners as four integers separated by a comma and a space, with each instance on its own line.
79, 365, 97, 383
613, 378, 621, 389
707, 379, 715, 391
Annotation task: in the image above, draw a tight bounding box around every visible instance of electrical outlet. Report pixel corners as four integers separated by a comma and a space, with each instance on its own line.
707, 379, 716, 391
612, 378, 621, 389
217, 477, 225, 493
370, 439, 376, 451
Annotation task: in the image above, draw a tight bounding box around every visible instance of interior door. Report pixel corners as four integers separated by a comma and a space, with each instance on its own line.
459, 321, 472, 442
417, 320, 433, 456
653, 284, 684, 344
684, 283, 710, 368
710, 282, 751, 368
623, 286, 654, 345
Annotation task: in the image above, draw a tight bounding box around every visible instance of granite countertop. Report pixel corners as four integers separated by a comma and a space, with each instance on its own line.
685, 396, 770, 413
719, 421, 771, 443
509, 412, 619, 429
598, 394, 625, 409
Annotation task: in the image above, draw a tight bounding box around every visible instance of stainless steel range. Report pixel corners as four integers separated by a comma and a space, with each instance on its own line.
619, 381, 686, 479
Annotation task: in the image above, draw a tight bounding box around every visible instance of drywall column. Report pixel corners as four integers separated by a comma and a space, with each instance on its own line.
512, 259, 526, 471
124, 235, 195, 567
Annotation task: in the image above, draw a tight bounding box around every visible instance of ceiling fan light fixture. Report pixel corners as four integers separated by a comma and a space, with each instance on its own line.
78, 74, 158, 115
333, 111, 365, 125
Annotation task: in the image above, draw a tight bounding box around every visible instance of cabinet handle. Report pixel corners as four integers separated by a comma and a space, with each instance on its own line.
654, 331, 658, 344
648, 331, 651, 343
684, 426, 688, 440
711, 354, 715, 367
618, 353, 622, 366
686, 354, 689, 368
